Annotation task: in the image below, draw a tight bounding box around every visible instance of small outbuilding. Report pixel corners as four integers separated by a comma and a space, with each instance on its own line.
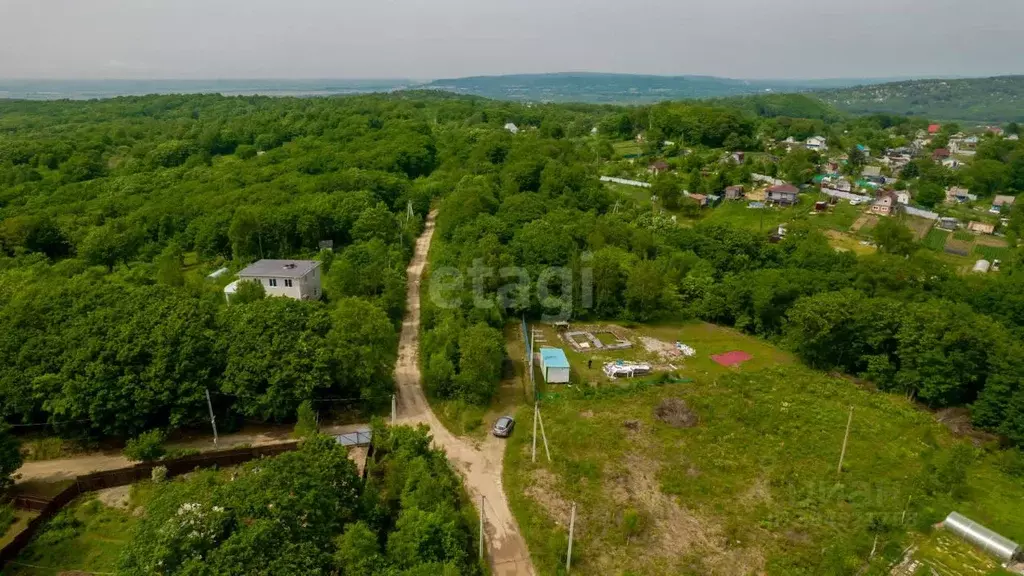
943, 512, 1020, 563
539, 347, 571, 384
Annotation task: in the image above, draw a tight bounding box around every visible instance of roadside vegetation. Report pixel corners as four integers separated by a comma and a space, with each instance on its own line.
7, 426, 483, 576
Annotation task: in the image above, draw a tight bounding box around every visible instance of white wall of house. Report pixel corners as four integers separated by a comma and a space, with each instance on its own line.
240, 267, 322, 301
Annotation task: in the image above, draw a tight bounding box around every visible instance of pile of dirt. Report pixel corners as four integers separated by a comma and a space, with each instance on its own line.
654, 398, 699, 428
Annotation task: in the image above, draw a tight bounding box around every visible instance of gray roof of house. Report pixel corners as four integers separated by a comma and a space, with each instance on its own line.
238, 259, 320, 279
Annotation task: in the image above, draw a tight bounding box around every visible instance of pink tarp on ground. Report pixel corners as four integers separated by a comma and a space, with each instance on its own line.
711, 351, 752, 367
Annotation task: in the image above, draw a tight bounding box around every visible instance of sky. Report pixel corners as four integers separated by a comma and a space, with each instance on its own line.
2, 0, 1023, 80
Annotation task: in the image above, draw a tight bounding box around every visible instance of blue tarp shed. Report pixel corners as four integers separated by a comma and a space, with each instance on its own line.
540, 347, 570, 383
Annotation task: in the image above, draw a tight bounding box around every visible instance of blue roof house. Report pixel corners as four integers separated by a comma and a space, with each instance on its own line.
540, 348, 571, 384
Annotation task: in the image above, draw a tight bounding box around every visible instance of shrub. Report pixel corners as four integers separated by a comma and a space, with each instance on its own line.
151, 465, 168, 483
123, 430, 167, 462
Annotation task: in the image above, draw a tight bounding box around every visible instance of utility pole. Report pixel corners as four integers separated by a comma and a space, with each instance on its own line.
205, 388, 218, 445
479, 495, 485, 562
537, 407, 552, 462
391, 394, 397, 424
837, 406, 854, 473
566, 501, 577, 573
532, 402, 538, 463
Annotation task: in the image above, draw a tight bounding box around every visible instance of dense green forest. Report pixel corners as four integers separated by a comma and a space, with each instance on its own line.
819, 75, 1024, 122
1, 89, 1024, 477
111, 425, 480, 575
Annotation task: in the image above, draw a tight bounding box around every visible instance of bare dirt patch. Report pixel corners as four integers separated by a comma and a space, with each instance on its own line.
95, 485, 131, 509
524, 468, 572, 523
604, 452, 764, 575
654, 398, 699, 428
639, 336, 681, 361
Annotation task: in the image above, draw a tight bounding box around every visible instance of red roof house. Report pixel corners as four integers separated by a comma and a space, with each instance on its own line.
928, 124, 941, 135
932, 148, 951, 160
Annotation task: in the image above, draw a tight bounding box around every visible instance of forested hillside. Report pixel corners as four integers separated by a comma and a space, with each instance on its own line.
425, 72, 872, 103
1, 89, 1024, 460
818, 75, 1024, 122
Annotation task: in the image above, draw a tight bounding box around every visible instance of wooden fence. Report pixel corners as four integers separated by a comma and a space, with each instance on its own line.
1, 441, 303, 566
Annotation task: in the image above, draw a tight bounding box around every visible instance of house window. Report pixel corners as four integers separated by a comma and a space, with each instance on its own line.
284, 279, 293, 288
268, 278, 277, 287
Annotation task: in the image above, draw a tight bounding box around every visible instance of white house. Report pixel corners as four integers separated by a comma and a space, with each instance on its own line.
896, 191, 911, 205
504, 123, 519, 134
805, 136, 828, 152
225, 259, 322, 302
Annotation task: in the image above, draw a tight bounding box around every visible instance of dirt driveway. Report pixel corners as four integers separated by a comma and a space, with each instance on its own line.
395, 211, 535, 576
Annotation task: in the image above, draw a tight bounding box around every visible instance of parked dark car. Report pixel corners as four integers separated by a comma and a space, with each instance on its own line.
492, 416, 515, 438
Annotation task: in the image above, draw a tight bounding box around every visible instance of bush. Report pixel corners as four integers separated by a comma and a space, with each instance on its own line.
151, 465, 168, 483
123, 430, 167, 462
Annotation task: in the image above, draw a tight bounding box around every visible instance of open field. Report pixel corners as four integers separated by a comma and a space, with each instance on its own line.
503, 321, 1024, 576
5, 484, 155, 575
611, 140, 643, 157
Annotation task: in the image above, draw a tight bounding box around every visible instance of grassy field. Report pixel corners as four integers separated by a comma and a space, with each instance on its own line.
501, 321, 1024, 576
611, 140, 643, 158
5, 484, 155, 575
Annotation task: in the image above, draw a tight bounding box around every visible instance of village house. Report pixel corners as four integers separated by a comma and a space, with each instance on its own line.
946, 187, 972, 204
724, 185, 745, 200
766, 184, 799, 206
871, 191, 900, 216
688, 193, 708, 207
732, 151, 745, 163
928, 124, 941, 135
968, 221, 996, 235
648, 160, 670, 175
938, 217, 961, 231
225, 259, 323, 303
896, 191, 911, 205
825, 161, 841, 174
805, 136, 828, 152
932, 148, 951, 161
1008, 134, 1020, 141
991, 195, 1016, 214
504, 123, 519, 134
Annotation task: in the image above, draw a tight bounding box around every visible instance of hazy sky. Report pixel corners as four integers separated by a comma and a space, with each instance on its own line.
2, 0, 1023, 80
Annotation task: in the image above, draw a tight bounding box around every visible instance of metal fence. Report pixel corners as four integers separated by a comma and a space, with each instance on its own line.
1, 441, 302, 566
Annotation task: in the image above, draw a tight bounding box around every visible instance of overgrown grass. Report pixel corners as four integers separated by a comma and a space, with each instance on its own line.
5, 485, 154, 575
503, 323, 1024, 575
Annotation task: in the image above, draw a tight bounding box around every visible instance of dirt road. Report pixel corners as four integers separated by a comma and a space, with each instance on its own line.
395, 211, 535, 576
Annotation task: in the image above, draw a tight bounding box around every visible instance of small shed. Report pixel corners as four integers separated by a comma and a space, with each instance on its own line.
973, 260, 992, 274
539, 347, 570, 384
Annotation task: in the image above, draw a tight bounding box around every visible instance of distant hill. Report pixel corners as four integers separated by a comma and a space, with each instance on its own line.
0, 79, 416, 100
817, 76, 1024, 123
423, 73, 883, 104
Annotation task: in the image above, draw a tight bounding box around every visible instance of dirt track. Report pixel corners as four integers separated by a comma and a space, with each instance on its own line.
395, 211, 535, 576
